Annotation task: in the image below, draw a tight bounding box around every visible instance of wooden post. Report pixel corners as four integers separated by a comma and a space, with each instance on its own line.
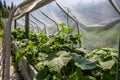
25, 13, 29, 34
14, 20, 17, 29
2, 7, 17, 80
116, 35, 120, 80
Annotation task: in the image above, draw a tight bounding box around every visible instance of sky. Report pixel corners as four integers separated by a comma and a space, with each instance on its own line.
1, 0, 23, 6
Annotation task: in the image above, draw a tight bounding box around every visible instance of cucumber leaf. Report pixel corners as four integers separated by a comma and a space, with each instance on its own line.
71, 53, 97, 70
44, 51, 72, 72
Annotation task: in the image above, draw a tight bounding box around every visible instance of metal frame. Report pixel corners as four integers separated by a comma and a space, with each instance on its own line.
21, 18, 35, 30
116, 35, 120, 80
55, 1, 81, 47
14, 20, 17, 29
109, 0, 120, 15
20, 17, 40, 32
109, 1, 120, 79
30, 14, 47, 34
15, 20, 25, 28
25, 13, 30, 34
55, 1, 80, 34
29, 18, 42, 33
40, 10, 59, 31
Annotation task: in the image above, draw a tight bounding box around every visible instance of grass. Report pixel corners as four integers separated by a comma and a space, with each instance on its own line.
0, 29, 3, 46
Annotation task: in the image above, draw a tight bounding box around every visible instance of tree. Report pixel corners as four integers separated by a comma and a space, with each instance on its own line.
3, 0, 6, 8
0, 11, 5, 29
0, 0, 3, 9
0, 11, 2, 17
7, 6, 11, 10
11, 2, 14, 10
2, 7, 9, 18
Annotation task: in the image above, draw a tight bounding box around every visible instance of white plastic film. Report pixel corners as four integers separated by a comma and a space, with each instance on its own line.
56, 0, 120, 26
15, 0, 120, 50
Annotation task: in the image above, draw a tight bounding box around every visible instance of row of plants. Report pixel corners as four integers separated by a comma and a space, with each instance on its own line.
11, 25, 119, 80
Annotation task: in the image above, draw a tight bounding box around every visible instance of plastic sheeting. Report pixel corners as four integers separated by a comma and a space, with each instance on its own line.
112, 0, 120, 11
56, 0, 120, 50
14, 0, 120, 50
56, 0, 120, 26
40, 2, 79, 35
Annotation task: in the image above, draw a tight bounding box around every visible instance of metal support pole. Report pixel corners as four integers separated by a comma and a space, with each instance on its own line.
14, 20, 17, 29
55, 2, 81, 47
30, 14, 47, 34
2, 7, 17, 80
30, 19, 41, 33
25, 12, 29, 34
109, 0, 120, 15
67, 8, 70, 28
116, 34, 120, 80
40, 11, 59, 31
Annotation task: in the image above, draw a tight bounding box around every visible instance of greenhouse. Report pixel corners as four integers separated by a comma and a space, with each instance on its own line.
1, 0, 120, 80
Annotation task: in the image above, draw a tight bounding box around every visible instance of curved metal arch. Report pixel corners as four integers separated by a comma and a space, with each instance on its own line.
29, 24, 35, 30
16, 21, 24, 27
29, 19, 42, 33
55, 1, 81, 47
21, 18, 35, 30
30, 14, 47, 34
39, 10, 59, 31
29, 23, 35, 30
55, 1, 80, 34
109, 0, 120, 15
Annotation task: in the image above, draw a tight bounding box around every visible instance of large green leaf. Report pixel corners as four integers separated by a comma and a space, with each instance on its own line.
35, 53, 48, 71
39, 44, 53, 53
101, 70, 116, 80
34, 67, 49, 80
84, 76, 96, 80
61, 28, 72, 34
88, 48, 118, 62
99, 60, 115, 69
68, 68, 96, 80
59, 23, 66, 27
44, 51, 72, 72
68, 68, 84, 80
71, 53, 97, 70
73, 48, 88, 55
